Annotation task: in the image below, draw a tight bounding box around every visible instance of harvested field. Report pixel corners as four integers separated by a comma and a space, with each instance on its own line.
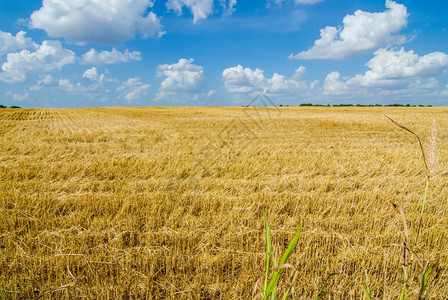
1, 106, 447, 299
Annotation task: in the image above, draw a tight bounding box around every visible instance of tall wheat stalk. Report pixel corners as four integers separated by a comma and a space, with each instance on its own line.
385, 116, 438, 300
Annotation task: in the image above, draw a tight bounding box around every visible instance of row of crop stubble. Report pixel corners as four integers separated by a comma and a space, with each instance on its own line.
1, 106, 447, 298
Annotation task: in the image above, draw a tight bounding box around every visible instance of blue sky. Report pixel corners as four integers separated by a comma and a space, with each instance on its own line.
1, 0, 448, 107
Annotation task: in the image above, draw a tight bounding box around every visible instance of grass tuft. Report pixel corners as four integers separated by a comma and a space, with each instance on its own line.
261, 212, 301, 299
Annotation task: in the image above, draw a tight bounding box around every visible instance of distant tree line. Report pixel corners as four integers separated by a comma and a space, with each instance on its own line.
1, 105, 21, 108
277, 103, 433, 107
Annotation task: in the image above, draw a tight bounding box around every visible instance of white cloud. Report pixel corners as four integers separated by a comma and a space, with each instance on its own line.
82, 67, 105, 82
269, 0, 323, 6
220, 0, 237, 16
222, 65, 309, 93
30, 0, 164, 45
5, 91, 30, 102
40, 74, 54, 85
292, 65, 306, 79
295, 0, 323, 4
268, 73, 307, 92
323, 71, 347, 95
348, 48, 448, 88
290, 0, 408, 60
82, 48, 142, 65
207, 89, 216, 97
156, 58, 205, 100
59, 79, 78, 92
0, 31, 36, 55
12, 92, 29, 101
356, 48, 448, 84
117, 77, 150, 101
222, 65, 266, 93
166, 0, 214, 23
32, 67, 112, 94
310, 80, 319, 89
0, 40, 76, 83
323, 48, 448, 95
30, 75, 55, 91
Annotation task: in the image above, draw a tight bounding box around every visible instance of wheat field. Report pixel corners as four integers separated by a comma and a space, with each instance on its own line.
1, 106, 447, 299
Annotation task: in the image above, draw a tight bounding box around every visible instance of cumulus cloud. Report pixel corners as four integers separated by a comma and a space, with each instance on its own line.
166, 0, 237, 23
166, 0, 214, 23
207, 89, 216, 97
323, 71, 347, 95
117, 77, 150, 101
59, 78, 77, 92
0, 40, 76, 83
5, 91, 29, 102
222, 65, 266, 93
30, 0, 164, 45
348, 48, 448, 86
82, 48, 142, 65
268, 73, 308, 92
290, 0, 408, 60
292, 65, 306, 79
0, 31, 36, 55
155, 58, 205, 100
6, 91, 30, 102
295, 0, 323, 4
31, 67, 112, 94
323, 48, 448, 95
222, 65, 309, 93
220, 0, 237, 16
30, 75, 55, 91
82, 67, 105, 82
269, 0, 323, 7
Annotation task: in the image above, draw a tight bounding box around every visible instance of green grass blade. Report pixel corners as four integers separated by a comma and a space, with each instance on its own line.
279, 221, 302, 266
263, 212, 272, 299
362, 270, 371, 300
315, 272, 337, 300
399, 282, 407, 300
272, 249, 278, 300
265, 221, 301, 298
362, 285, 371, 300
279, 273, 293, 300
419, 260, 438, 297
